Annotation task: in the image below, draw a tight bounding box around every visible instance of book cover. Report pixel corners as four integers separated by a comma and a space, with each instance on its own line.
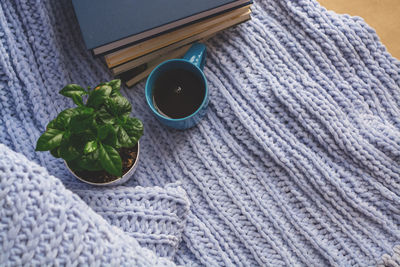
72, 0, 250, 55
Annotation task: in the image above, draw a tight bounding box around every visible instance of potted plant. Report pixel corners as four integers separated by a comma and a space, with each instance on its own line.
35, 79, 143, 186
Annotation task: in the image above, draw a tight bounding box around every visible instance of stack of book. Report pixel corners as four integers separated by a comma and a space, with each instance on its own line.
72, 0, 252, 87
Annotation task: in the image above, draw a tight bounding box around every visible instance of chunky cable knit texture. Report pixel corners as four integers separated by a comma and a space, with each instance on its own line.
0, 144, 176, 266
379, 245, 400, 267
75, 184, 190, 258
0, 0, 399, 266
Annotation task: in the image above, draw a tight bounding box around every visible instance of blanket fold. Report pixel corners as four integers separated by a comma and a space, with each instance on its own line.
0, 144, 177, 266
75, 182, 190, 259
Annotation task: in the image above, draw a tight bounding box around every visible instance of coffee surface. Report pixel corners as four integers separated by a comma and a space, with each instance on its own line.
152, 68, 205, 119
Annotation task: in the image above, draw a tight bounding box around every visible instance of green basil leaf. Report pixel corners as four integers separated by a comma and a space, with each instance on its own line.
50, 147, 61, 158
123, 117, 143, 144
116, 115, 127, 126
71, 94, 84, 107
110, 90, 122, 97
59, 143, 80, 161
108, 79, 122, 97
70, 114, 94, 133
78, 150, 103, 171
62, 129, 72, 142
67, 132, 91, 150
107, 79, 121, 90
59, 84, 87, 98
102, 127, 119, 148
36, 128, 64, 151
94, 82, 106, 89
47, 109, 79, 131
106, 95, 131, 116
56, 108, 78, 129
97, 124, 113, 140
84, 140, 98, 154
46, 118, 63, 131
87, 85, 112, 109
75, 106, 94, 115
67, 158, 84, 172
97, 107, 115, 124
117, 126, 133, 148
99, 144, 122, 177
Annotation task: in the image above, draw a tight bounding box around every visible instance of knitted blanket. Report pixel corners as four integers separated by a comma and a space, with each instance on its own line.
1, 0, 399, 266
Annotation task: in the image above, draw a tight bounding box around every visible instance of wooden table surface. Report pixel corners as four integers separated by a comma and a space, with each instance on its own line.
317, 0, 400, 59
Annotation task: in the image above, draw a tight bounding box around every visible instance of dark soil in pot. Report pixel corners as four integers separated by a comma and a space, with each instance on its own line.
73, 144, 138, 184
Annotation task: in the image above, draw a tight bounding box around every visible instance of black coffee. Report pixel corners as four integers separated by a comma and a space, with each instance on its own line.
152, 68, 205, 119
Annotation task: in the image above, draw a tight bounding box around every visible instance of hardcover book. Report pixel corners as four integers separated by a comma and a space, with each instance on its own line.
72, 0, 250, 55
105, 6, 251, 68
121, 9, 252, 87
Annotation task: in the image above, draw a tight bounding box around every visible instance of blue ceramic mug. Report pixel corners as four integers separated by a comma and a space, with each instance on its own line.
145, 43, 208, 130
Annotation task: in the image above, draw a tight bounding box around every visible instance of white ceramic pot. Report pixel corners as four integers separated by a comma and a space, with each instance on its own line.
65, 141, 140, 186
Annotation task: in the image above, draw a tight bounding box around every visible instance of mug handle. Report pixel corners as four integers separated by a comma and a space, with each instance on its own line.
183, 43, 207, 70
